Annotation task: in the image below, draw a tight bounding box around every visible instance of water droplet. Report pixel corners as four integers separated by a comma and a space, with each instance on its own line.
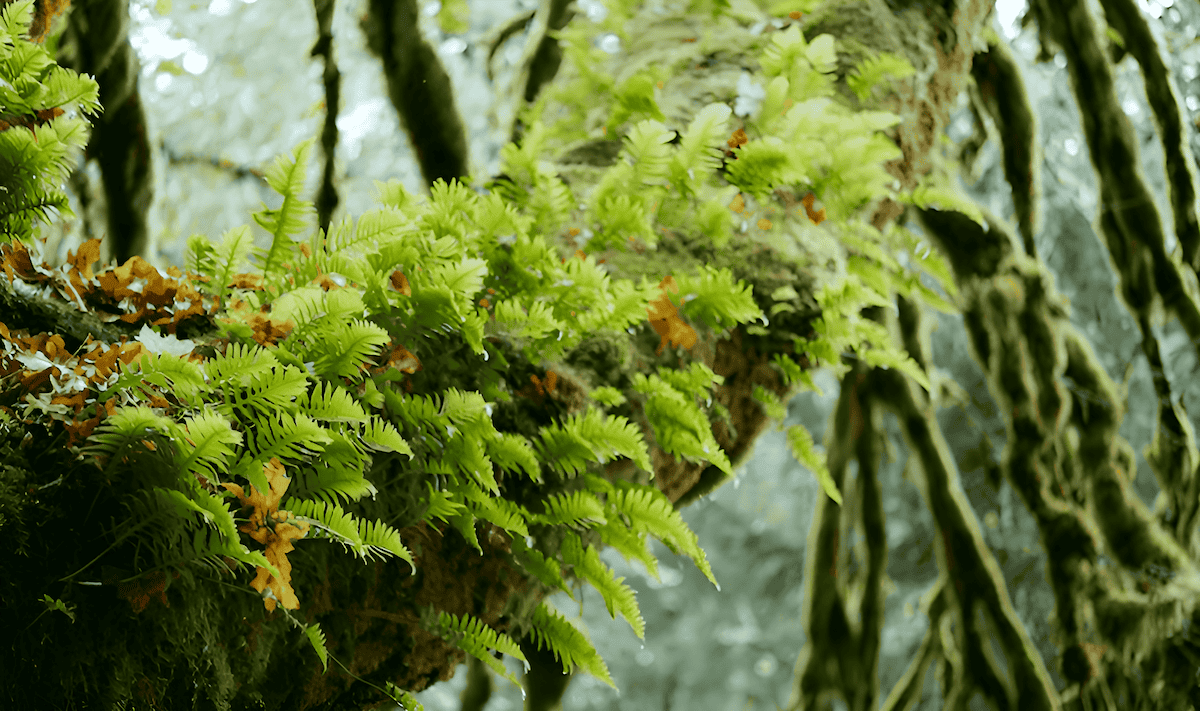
519, 687, 526, 700
483, 350, 488, 361
640, 644, 644, 649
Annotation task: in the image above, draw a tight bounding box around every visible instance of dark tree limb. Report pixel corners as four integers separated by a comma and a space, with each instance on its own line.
458, 654, 494, 711
54, 0, 155, 268
361, 0, 470, 190
519, 630, 571, 711
969, 31, 1042, 260
1095, 0, 1200, 273
311, 0, 342, 241
506, 0, 575, 148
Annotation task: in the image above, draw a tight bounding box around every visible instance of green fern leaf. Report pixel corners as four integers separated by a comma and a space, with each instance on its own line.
294, 439, 375, 505
535, 490, 607, 528
423, 482, 468, 525
356, 518, 414, 569
174, 408, 242, 480
304, 622, 329, 671
427, 610, 527, 689
560, 533, 646, 639
300, 381, 369, 423
283, 497, 364, 552
528, 601, 616, 689
608, 482, 717, 588
509, 535, 575, 600
309, 318, 391, 381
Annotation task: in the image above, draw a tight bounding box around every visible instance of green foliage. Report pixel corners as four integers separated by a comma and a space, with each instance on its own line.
526, 600, 617, 689
847, 50, 916, 102
0, 0, 966, 704
422, 609, 528, 689
283, 497, 414, 567
560, 531, 647, 639
0, 0, 101, 244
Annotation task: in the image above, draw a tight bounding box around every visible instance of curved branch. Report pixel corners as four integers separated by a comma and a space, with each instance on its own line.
361, 0, 470, 191
55, 0, 156, 267
969, 31, 1042, 259
1096, 0, 1200, 272
310, 0, 342, 241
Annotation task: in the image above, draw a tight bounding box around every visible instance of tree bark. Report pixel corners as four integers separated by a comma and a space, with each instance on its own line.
52, 0, 157, 268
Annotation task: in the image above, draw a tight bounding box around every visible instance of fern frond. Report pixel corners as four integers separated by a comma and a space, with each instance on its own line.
560, 533, 646, 639
527, 601, 616, 689
668, 102, 732, 198
633, 373, 733, 476
300, 381, 369, 423
78, 405, 179, 464
447, 511, 483, 554
98, 350, 210, 407
509, 535, 575, 600
672, 264, 764, 333
203, 341, 281, 387
847, 51, 915, 102
304, 622, 329, 671
608, 482, 717, 588
216, 364, 311, 422
293, 440, 375, 505
535, 408, 651, 478
451, 477, 531, 538
535, 490, 607, 528
174, 408, 242, 481
186, 224, 255, 304
423, 481, 468, 525
284, 497, 413, 569
621, 119, 675, 188
154, 486, 240, 544
250, 137, 316, 281
592, 518, 659, 582
283, 497, 364, 552
232, 413, 332, 493
428, 610, 527, 689
484, 432, 543, 484
357, 417, 413, 456
308, 318, 391, 381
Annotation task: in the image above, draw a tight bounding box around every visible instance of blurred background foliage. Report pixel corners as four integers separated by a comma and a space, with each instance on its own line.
28, 0, 1200, 709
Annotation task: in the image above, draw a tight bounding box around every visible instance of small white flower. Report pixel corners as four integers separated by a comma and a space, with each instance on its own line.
734, 72, 766, 118
136, 324, 196, 357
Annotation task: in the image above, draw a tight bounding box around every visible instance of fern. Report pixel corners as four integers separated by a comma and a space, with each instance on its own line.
509, 535, 575, 600
631, 371, 734, 476
249, 137, 318, 292
185, 224, 255, 308
283, 497, 414, 570
846, 51, 916, 102
422, 481, 468, 525
535, 408, 652, 478
560, 532, 646, 640
304, 622, 329, 672
424, 609, 527, 689
5, 0, 946, 695
534, 489, 608, 528
450, 476, 532, 538
483, 432, 543, 484
0, 0, 101, 245
307, 318, 392, 382
172, 408, 243, 483
605, 480, 719, 588
667, 102, 733, 200
526, 600, 616, 689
